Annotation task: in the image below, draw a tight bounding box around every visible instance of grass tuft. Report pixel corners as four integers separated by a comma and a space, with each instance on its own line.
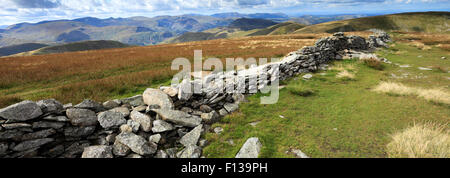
373, 82, 450, 105
336, 70, 356, 80
387, 122, 449, 158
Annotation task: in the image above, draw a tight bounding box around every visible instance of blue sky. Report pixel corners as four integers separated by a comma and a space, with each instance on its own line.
0, 0, 449, 26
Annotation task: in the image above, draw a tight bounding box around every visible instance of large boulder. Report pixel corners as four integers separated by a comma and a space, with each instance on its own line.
143, 88, 174, 110
36, 99, 64, 114
235, 137, 262, 158
130, 111, 152, 132
97, 111, 126, 129
0, 101, 43, 121
151, 109, 201, 127
82, 145, 113, 158
179, 125, 203, 147
66, 108, 98, 126
115, 132, 157, 156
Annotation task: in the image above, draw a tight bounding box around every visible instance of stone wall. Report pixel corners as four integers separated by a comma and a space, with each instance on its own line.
0, 32, 391, 158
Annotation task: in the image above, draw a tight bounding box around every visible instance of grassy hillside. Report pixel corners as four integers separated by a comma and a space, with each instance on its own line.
0, 43, 48, 57
203, 32, 450, 158
11, 40, 130, 56
293, 12, 450, 34
165, 21, 306, 43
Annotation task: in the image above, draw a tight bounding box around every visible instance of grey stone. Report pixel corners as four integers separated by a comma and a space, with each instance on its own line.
235, 137, 262, 158
161, 87, 178, 97
201, 111, 220, 124
152, 120, 174, 133
214, 127, 223, 134
112, 140, 131, 156
149, 134, 161, 144
63, 103, 73, 109
0, 142, 8, 155
120, 124, 133, 133
66, 108, 98, 126
155, 150, 168, 158
127, 120, 140, 133
290, 149, 309, 158
143, 88, 174, 110
199, 105, 213, 113
32, 121, 65, 129
180, 125, 203, 147
130, 111, 152, 132
303, 74, 313, 80
121, 95, 144, 107
74, 99, 105, 112
64, 126, 96, 138
178, 79, 193, 101
165, 148, 178, 158
418, 67, 432, 71
43, 115, 69, 122
132, 105, 147, 112
0, 101, 43, 121
36, 99, 64, 114
12, 138, 54, 152
98, 111, 126, 129
0, 129, 23, 140
62, 142, 90, 158
152, 109, 202, 127
21, 129, 56, 141
42, 145, 64, 158
110, 107, 130, 118
82, 145, 113, 158
198, 139, 208, 147
115, 132, 157, 155
106, 134, 117, 144
103, 100, 121, 110
177, 145, 202, 158
126, 154, 143, 158
1, 123, 31, 130
218, 109, 228, 116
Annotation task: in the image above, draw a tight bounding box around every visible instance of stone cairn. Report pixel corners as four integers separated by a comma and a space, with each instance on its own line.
0, 32, 391, 158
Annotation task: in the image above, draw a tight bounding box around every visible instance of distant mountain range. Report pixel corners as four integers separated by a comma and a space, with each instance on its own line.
0, 13, 369, 48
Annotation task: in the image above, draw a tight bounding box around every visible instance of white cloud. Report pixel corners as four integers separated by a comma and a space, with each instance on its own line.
0, 0, 448, 26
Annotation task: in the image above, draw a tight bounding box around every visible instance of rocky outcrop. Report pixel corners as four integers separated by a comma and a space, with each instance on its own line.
0, 32, 390, 158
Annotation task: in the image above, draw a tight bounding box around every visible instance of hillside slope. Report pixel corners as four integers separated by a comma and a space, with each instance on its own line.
293, 12, 450, 34
11, 40, 129, 56
165, 21, 306, 43
0, 43, 49, 57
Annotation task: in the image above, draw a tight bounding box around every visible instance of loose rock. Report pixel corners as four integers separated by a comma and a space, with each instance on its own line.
115, 132, 157, 155
82, 145, 113, 158
152, 109, 202, 127
152, 120, 174, 133
66, 108, 98, 126
130, 111, 152, 132
97, 111, 126, 129
235, 137, 262, 158
179, 125, 203, 146
143, 88, 174, 110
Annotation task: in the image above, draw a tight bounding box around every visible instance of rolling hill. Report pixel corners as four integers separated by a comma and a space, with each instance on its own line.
10, 40, 130, 56
165, 20, 306, 43
0, 43, 49, 57
293, 12, 450, 34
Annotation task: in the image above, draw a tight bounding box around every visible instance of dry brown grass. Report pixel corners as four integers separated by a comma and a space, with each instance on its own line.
336, 70, 355, 80
373, 82, 450, 105
387, 122, 449, 158
2, 33, 377, 107
394, 32, 450, 51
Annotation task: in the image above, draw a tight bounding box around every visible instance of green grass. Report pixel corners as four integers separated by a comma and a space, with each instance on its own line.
203, 41, 450, 158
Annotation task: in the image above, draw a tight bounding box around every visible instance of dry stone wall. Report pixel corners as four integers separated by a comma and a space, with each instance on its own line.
0, 32, 391, 158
